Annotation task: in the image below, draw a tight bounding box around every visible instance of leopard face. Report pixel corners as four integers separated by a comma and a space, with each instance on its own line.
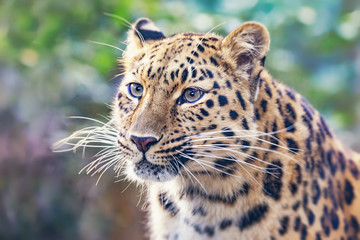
113, 19, 269, 183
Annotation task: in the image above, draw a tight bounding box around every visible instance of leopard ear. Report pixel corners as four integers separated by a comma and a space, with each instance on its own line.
126, 18, 165, 50
123, 18, 165, 69
221, 22, 270, 70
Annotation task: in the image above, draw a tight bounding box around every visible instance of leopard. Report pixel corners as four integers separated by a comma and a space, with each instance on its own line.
57, 18, 360, 240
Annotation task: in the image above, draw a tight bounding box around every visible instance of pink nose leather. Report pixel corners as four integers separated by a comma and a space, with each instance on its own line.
130, 135, 158, 152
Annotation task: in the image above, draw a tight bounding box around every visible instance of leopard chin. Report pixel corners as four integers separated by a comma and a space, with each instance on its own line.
132, 157, 179, 182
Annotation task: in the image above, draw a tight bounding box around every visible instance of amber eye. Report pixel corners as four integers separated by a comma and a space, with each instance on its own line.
128, 83, 144, 98
181, 88, 204, 104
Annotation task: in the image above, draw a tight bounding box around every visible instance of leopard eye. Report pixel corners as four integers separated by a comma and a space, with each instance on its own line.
128, 83, 144, 98
181, 88, 204, 104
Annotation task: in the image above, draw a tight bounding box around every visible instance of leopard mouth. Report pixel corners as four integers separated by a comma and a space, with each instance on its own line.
133, 156, 179, 182
132, 145, 193, 182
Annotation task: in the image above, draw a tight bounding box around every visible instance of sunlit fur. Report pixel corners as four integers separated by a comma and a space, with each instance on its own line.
55, 18, 360, 240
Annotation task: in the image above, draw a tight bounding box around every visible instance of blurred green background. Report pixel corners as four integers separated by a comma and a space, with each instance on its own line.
0, 0, 359, 239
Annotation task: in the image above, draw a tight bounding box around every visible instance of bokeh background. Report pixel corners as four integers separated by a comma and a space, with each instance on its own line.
0, 0, 359, 239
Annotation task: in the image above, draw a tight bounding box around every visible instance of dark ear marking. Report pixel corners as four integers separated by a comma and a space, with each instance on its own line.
135, 20, 164, 42
137, 29, 165, 41
134, 18, 165, 42
260, 56, 266, 66
134, 19, 150, 29
132, 18, 165, 45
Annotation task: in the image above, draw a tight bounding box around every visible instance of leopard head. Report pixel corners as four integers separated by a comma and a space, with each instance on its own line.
113, 18, 270, 183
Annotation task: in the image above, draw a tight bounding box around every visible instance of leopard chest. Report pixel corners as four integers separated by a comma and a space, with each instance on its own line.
147, 183, 280, 240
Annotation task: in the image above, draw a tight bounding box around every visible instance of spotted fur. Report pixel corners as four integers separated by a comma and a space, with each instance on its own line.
109, 18, 360, 240
61, 18, 360, 240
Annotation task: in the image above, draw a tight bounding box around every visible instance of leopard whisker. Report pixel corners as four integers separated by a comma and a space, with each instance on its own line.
54, 131, 117, 149
248, 135, 299, 154
81, 152, 122, 176
179, 153, 241, 179
226, 152, 266, 191
171, 154, 195, 185
87, 40, 141, 69
52, 116, 126, 184
190, 122, 300, 145
138, 183, 148, 208
191, 134, 299, 156
191, 22, 225, 60
94, 156, 123, 185
185, 153, 236, 171
104, 13, 146, 46
60, 138, 117, 147
188, 143, 298, 165
114, 161, 128, 178
82, 150, 121, 175
186, 152, 270, 173
170, 153, 186, 185
174, 153, 207, 193
179, 161, 197, 187
93, 153, 124, 175
121, 180, 133, 194
66, 116, 117, 128
187, 144, 294, 173
87, 40, 126, 53
114, 174, 127, 184
175, 150, 211, 177
188, 141, 292, 169
177, 150, 245, 178
188, 147, 288, 175
186, 151, 280, 179
103, 13, 154, 70
111, 72, 126, 81
93, 146, 119, 158
53, 117, 118, 157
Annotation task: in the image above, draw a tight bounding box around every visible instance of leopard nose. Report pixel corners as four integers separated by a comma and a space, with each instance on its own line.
130, 135, 159, 152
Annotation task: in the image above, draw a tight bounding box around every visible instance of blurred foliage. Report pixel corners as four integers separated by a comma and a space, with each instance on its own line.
0, 0, 359, 239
